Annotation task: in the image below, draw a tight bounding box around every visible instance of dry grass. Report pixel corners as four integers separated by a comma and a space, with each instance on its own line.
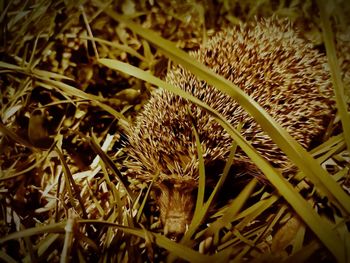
0, 0, 349, 262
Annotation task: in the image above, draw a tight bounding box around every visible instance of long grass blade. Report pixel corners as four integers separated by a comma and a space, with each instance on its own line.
184, 140, 239, 243
0, 222, 66, 243
317, 0, 350, 151
0, 251, 17, 263
201, 179, 257, 237
55, 146, 88, 218
89, 132, 133, 200
191, 120, 206, 222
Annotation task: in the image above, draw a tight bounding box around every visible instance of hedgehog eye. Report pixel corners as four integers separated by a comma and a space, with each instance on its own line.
172, 127, 178, 136
153, 187, 162, 196
299, 116, 308, 122
158, 180, 173, 191
172, 126, 186, 137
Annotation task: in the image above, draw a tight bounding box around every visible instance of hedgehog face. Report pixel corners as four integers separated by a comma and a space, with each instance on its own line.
156, 181, 196, 239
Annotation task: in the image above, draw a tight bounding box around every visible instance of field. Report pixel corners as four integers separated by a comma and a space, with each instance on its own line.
0, 0, 350, 262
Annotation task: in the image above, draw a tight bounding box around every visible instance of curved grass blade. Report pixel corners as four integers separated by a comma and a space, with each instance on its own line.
55, 146, 88, 219
201, 179, 257, 238
0, 120, 36, 149
183, 140, 239, 244
36, 78, 129, 128
88, 132, 133, 200
0, 222, 66, 244
0, 251, 17, 263
136, 173, 159, 222
318, 0, 350, 151
78, 36, 145, 60
0, 60, 129, 128
191, 120, 206, 222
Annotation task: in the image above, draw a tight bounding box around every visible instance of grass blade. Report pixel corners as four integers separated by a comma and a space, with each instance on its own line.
192, 120, 206, 222
201, 179, 257, 237
317, 0, 350, 151
0, 222, 66, 243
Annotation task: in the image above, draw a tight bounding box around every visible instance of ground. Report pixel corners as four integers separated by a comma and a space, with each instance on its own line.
0, 0, 350, 262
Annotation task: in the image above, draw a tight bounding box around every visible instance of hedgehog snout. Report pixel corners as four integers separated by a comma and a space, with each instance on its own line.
157, 182, 196, 239
163, 215, 188, 241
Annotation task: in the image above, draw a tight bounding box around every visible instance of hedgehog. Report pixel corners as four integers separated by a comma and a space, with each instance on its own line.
125, 18, 335, 238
